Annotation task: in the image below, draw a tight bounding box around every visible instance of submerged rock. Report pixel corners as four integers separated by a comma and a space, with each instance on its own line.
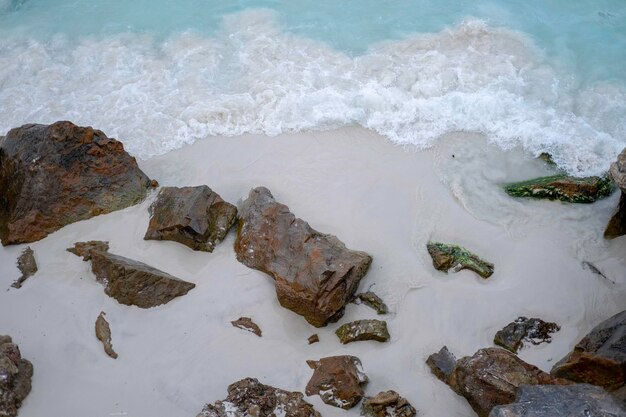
231, 317, 262, 337
353, 291, 388, 314
489, 384, 626, 417
95, 312, 117, 359
426, 242, 494, 279
605, 148, 626, 239
0, 121, 152, 245
361, 391, 416, 417
0, 335, 33, 417
426, 346, 457, 383
144, 186, 237, 252
305, 355, 368, 409
335, 319, 390, 344
551, 309, 626, 391
308, 334, 319, 345
503, 174, 614, 203
235, 187, 372, 327
67, 240, 110, 261
89, 250, 195, 308
494, 317, 560, 353
11, 247, 37, 289
197, 377, 320, 417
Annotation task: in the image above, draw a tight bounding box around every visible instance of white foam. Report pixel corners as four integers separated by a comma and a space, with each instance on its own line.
0, 10, 623, 175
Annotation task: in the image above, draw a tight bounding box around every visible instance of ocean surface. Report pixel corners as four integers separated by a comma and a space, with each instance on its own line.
0, 0, 625, 175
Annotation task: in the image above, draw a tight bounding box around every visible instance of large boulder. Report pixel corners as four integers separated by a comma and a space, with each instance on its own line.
0, 121, 152, 245
197, 378, 320, 417
489, 384, 626, 417
0, 336, 33, 417
144, 186, 237, 252
551, 310, 626, 391
605, 148, 626, 239
503, 174, 614, 203
305, 355, 368, 409
89, 251, 195, 308
234, 187, 372, 327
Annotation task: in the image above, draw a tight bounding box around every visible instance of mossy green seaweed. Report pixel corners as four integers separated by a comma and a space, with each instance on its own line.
426, 242, 494, 279
503, 174, 614, 203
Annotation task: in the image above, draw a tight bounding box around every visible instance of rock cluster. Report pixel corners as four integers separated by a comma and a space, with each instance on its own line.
494, 317, 560, 353
11, 247, 37, 289
335, 319, 390, 344
605, 148, 626, 239
0, 336, 33, 417
426, 242, 494, 278
503, 174, 614, 203
305, 355, 368, 409
361, 391, 416, 417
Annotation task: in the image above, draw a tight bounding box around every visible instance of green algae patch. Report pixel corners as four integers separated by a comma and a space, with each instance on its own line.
503, 174, 614, 203
426, 242, 494, 279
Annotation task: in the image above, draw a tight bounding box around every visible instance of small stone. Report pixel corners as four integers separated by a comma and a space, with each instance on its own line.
308, 334, 319, 344
67, 241, 109, 261
494, 317, 560, 353
95, 312, 117, 359
426, 346, 457, 383
231, 317, 262, 337
150, 179, 159, 188
335, 319, 390, 344
305, 355, 368, 410
426, 242, 494, 279
353, 291, 388, 314
361, 391, 416, 417
538, 152, 557, 166
503, 174, 614, 203
11, 247, 37, 289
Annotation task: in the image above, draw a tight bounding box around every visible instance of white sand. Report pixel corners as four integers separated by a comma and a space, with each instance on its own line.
1, 127, 624, 417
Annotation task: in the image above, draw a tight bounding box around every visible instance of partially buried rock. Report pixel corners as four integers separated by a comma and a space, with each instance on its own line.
489, 384, 626, 417
0, 335, 33, 417
551, 309, 626, 391
426, 242, 494, 279
605, 148, 626, 239
305, 355, 368, 409
67, 240, 109, 261
308, 334, 319, 345
144, 186, 237, 252
426, 346, 457, 383
335, 319, 390, 344
197, 377, 320, 417
494, 317, 560, 353
353, 291, 388, 314
235, 187, 372, 327
89, 250, 195, 308
503, 174, 614, 203
361, 391, 416, 417
0, 121, 152, 245
11, 247, 37, 289
95, 312, 117, 359
231, 317, 262, 337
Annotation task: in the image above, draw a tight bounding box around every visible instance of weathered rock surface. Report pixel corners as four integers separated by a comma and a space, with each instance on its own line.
231, 317, 262, 337
145, 186, 237, 252
494, 317, 560, 353
89, 250, 195, 308
11, 247, 37, 289
305, 355, 368, 409
428, 347, 568, 417
426, 346, 457, 383
605, 148, 626, 239
489, 384, 626, 417
353, 291, 388, 314
95, 312, 117, 359
426, 242, 494, 279
503, 174, 614, 203
551, 310, 626, 391
361, 391, 416, 417
335, 319, 390, 344
0, 335, 33, 417
308, 334, 319, 345
67, 240, 109, 261
197, 377, 320, 417
235, 187, 372, 327
0, 121, 152, 245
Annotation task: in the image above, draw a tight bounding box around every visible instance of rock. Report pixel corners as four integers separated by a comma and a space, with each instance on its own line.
551, 309, 626, 391
503, 174, 614, 203
0, 121, 152, 245
361, 391, 416, 417
426, 242, 494, 279
305, 355, 368, 409
197, 377, 320, 417
538, 152, 557, 166
335, 319, 390, 344
0, 335, 33, 417
95, 312, 117, 359
428, 347, 568, 417
308, 334, 319, 345
353, 291, 388, 314
11, 247, 37, 289
234, 187, 372, 327
89, 250, 195, 308
231, 317, 262, 337
426, 346, 457, 383
67, 240, 110, 261
494, 317, 560, 353
605, 148, 626, 239
489, 384, 626, 417
144, 186, 237, 252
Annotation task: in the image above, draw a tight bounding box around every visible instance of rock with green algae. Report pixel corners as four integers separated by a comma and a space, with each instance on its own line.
353, 291, 388, 314
335, 319, 390, 344
426, 242, 494, 279
503, 174, 614, 203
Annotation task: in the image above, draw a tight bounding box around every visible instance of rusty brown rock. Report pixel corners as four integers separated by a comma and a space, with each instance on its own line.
0, 335, 33, 417
231, 317, 262, 337
0, 121, 152, 245
335, 319, 390, 344
145, 186, 237, 252
308, 334, 319, 345
234, 187, 372, 327
11, 247, 37, 289
361, 391, 416, 417
305, 355, 368, 409
67, 240, 110, 261
95, 312, 118, 359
